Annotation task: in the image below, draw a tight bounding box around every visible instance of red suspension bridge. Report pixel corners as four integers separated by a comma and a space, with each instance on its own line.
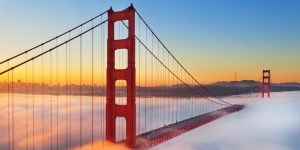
0, 5, 270, 149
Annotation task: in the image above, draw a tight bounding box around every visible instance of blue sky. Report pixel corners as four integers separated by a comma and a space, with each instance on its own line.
0, 0, 299, 82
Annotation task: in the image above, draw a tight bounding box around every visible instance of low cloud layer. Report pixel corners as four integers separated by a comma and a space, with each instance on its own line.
152, 91, 300, 150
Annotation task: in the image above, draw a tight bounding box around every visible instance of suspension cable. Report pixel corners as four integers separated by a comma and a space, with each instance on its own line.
26, 53, 28, 150
138, 16, 141, 135
134, 35, 228, 106
32, 60, 35, 150
50, 50, 53, 150
119, 20, 229, 106
42, 45, 45, 150
68, 32, 72, 147
12, 69, 15, 150
0, 20, 107, 76
65, 43, 68, 150
56, 39, 59, 150
0, 10, 108, 66
7, 61, 10, 150
80, 25, 83, 149
134, 10, 231, 106
7, 61, 11, 149
91, 20, 95, 148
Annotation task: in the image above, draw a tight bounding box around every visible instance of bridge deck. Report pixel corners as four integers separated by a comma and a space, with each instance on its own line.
135, 105, 244, 149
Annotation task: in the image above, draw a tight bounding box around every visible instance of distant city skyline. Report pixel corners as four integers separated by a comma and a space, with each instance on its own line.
1, 79, 299, 97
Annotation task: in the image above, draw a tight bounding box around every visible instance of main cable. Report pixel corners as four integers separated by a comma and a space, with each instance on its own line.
0, 10, 108, 66
0, 20, 108, 76
119, 20, 229, 106
134, 35, 227, 106
134, 10, 231, 106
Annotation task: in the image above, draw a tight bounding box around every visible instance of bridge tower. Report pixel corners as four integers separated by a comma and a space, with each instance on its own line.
262, 69, 271, 98
106, 5, 136, 147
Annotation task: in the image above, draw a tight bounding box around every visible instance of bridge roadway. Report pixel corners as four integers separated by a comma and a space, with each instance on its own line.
135, 105, 244, 149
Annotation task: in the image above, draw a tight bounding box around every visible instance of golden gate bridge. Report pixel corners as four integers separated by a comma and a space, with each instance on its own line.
0, 4, 270, 149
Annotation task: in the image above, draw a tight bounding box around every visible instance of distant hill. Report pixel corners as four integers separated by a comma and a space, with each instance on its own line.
134, 80, 300, 97
200, 80, 300, 96
212, 80, 260, 87
213, 80, 300, 88
0, 80, 299, 97
275, 82, 300, 88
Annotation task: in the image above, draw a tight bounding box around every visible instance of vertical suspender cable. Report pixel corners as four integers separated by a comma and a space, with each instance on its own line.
50, 50, 53, 150
99, 16, 103, 143
12, 69, 14, 150
32, 60, 35, 150
172, 56, 175, 123
158, 39, 160, 127
56, 41, 59, 150
158, 43, 161, 127
176, 63, 178, 122
26, 53, 28, 150
80, 25, 83, 149
184, 72, 186, 119
167, 52, 170, 124
167, 52, 169, 124
91, 20, 94, 148
151, 33, 153, 130
102, 18, 105, 143
42, 45, 45, 150
157, 38, 160, 128
144, 26, 147, 132
180, 68, 182, 120
138, 16, 141, 135
192, 95, 194, 117
68, 32, 72, 147
100, 16, 104, 144
162, 38, 165, 126
7, 61, 10, 150
192, 92, 194, 117
65, 43, 68, 150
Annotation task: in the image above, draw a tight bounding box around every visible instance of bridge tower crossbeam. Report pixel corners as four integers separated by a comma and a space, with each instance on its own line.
106, 5, 136, 147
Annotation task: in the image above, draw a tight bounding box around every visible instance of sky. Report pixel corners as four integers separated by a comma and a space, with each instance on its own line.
0, 0, 299, 83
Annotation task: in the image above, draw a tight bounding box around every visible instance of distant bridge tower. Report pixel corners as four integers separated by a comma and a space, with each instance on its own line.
262, 69, 271, 98
106, 5, 136, 147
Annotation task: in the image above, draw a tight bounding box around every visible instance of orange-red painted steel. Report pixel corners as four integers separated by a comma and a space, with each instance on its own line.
106, 5, 136, 148
262, 70, 271, 98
